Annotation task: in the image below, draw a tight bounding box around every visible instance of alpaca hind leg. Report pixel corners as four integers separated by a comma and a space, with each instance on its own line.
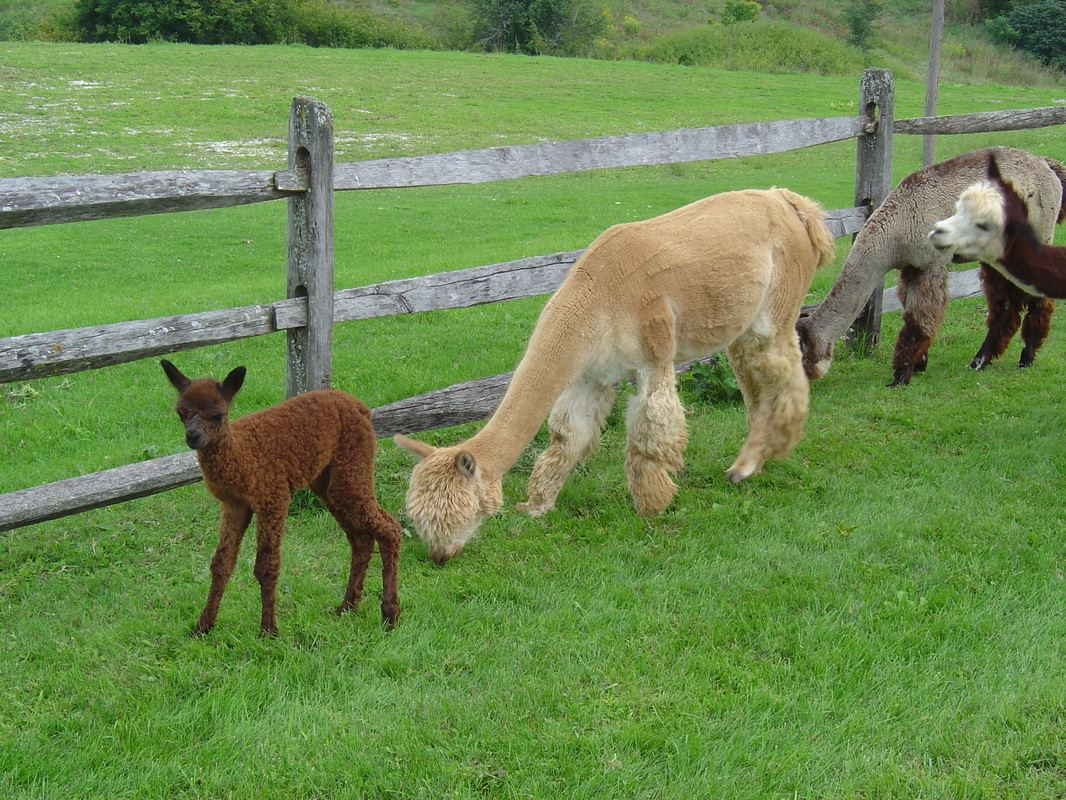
891, 266, 947, 386
624, 366, 687, 516
324, 461, 402, 628
252, 504, 287, 636
971, 265, 1023, 370
1018, 297, 1054, 368
725, 330, 809, 483
518, 377, 615, 517
195, 501, 252, 635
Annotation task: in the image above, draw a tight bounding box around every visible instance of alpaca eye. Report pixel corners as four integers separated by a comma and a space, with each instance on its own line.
210, 414, 225, 423
976, 223, 992, 232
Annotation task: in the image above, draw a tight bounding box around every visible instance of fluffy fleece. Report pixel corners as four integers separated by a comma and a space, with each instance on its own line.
162, 360, 400, 636
395, 188, 834, 563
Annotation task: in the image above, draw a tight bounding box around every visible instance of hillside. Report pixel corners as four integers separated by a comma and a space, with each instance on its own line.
2, 0, 1065, 86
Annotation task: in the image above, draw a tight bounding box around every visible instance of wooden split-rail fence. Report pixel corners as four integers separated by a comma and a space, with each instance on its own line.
2, 68, 1064, 532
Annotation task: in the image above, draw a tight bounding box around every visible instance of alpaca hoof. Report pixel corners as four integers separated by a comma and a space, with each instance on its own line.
1018, 353, 1035, 369
888, 369, 913, 387
725, 462, 758, 484
258, 625, 278, 638
382, 604, 400, 630
190, 623, 212, 638
970, 354, 989, 370
516, 500, 552, 517
335, 601, 356, 616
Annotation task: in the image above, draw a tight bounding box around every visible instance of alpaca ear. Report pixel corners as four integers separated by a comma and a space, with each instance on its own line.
393, 434, 435, 460
455, 450, 477, 479
220, 366, 246, 401
987, 155, 1003, 183
161, 359, 190, 392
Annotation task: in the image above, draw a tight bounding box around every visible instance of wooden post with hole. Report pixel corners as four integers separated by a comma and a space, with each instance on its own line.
285, 96, 335, 397
849, 68, 894, 349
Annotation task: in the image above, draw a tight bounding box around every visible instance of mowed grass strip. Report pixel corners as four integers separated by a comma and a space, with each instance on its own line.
0, 42, 1064, 798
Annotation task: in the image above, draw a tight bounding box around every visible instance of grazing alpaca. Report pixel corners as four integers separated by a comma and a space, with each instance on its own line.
395, 189, 835, 563
796, 147, 1065, 385
930, 155, 1066, 300
161, 360, 400, 635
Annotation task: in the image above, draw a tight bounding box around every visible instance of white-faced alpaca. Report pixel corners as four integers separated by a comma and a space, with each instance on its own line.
931, 155, 1066, 300
796, 147, 1065, 385
161, 360, 400, 636
395, 189, 835, 563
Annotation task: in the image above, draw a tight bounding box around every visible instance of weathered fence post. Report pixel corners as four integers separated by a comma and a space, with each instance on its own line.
849, 68, 894, 349
286, 96, 335, 396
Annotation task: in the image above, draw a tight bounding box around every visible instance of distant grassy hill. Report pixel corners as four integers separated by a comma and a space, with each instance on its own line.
2, 0, 1064, 85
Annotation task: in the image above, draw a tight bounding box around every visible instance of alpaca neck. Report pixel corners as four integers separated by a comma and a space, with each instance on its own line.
195, 427, 245, 491
467, 288, 600, 478
807, 234, 892, 343
998, 225, 1066, 298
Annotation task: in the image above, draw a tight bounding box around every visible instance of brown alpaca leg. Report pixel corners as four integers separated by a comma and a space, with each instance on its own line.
252, 504, 287, 637
194, 501, 252, 636
890, 266, 947, 386
624, 365, 687, 516
1018, 297, 1054, 368
971, 265, 1024, 370
324, 448, 402, 629
519, 377, 615, 517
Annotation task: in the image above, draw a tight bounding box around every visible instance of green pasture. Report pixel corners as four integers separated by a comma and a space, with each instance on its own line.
1, 43, 1064, 797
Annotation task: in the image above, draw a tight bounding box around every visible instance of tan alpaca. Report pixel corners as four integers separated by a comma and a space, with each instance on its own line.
396, 189, 835, 563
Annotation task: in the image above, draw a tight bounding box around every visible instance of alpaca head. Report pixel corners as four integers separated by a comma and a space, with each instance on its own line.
394, 435, 503, 564
929, 156, 1022, 264
161, 359, 246, 450
796, 316, 833, 380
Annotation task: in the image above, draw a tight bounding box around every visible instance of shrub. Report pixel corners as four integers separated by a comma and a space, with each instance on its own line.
73, 0, 436, 49
843, 0, 884, 50
679, 358, 743, 406
985, 0, 1066, 69
721, 0, 761, 25
641, 19, 865, 75
463, 0, 606, 55
621, 13, 640, 36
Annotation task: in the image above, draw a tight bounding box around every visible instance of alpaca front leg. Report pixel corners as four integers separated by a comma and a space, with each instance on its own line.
624, 368, 687, 516
1018, 297, 1053, 368
891, 266, 947, 386
725, 330, 809, 483
195, 501, 251, 636
971, 265, 1023, 370
252, 505, 287, 637
519, 378, 615, 517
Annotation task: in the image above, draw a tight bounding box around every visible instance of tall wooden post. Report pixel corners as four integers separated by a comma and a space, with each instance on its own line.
923, 0, 945, 167
286, 96, 334, 397
849, 68, 894, 349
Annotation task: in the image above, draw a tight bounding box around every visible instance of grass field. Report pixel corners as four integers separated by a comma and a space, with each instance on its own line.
1, 42, 1065, 798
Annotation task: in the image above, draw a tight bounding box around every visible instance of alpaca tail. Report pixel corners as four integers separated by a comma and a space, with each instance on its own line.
1043, 156, 1066, 224
776, 188, 836, 269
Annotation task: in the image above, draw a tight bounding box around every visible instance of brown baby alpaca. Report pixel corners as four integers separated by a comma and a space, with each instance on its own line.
161, 359, 400, 636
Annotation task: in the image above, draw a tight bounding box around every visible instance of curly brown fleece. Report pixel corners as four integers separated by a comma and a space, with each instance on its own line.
161, 359, 400, 636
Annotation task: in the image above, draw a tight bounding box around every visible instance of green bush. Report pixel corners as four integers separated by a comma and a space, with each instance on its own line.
463, 0, 606, 55
985, 0, 1066, 69
72, 0, 436, 49
641, 19, 865, 75
679, 358, 743, 406
843, 0, 884, 50
721, 0, 761, 25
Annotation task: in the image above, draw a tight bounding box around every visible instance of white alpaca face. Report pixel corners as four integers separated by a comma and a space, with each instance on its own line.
928, 180, 1006, 263
397, 440, 503, 564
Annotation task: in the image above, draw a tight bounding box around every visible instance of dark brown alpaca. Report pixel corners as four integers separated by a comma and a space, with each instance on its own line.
161, 359, 400, 636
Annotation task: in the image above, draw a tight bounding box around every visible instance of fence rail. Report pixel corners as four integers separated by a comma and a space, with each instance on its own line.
2, 68, 1064, 532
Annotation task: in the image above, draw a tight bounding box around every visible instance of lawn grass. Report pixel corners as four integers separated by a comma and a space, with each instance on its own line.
1, 42, 1065, 798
